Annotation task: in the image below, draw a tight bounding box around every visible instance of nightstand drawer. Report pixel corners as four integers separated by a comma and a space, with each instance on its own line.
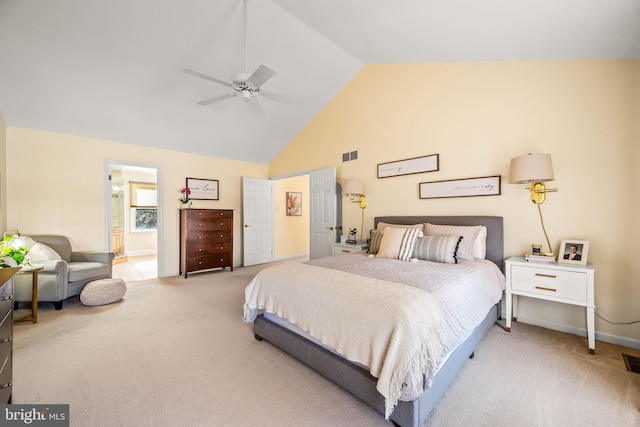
332, 243, 369, 256
511, 265, 587, 302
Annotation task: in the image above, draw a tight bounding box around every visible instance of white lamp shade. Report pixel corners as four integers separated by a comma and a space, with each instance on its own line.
509, 153, 554, 184
343, 178, 364, 196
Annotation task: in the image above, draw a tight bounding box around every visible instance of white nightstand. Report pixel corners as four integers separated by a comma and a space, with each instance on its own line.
505, 256, 596, 354
332, 242, 369, 256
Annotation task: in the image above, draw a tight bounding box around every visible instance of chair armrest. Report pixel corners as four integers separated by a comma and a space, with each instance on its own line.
71, 251, 115, 265
31, 259, 68, 278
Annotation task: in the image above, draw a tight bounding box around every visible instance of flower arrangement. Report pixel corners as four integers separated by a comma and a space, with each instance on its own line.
0, 235, 29, 268
179, 187, 191, 204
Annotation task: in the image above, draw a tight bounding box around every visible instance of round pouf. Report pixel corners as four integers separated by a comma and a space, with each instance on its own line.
80, 278, 127, 306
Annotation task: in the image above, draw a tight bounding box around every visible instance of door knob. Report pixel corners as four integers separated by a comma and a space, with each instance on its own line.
245, 224, 251, 228
327, 226, 335, 230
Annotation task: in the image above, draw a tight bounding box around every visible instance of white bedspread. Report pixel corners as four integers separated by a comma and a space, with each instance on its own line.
243, 255, 505, 418
243, 262, 449, 418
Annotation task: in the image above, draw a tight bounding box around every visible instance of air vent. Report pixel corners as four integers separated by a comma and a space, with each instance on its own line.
342, 150, 359, 163
623, 353, 640, 374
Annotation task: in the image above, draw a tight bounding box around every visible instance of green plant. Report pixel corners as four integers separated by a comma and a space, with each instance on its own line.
349, 228, 357, 236
0, 235, 29, 268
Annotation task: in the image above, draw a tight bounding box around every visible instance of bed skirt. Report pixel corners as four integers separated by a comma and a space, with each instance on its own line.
254, 303, 500, 427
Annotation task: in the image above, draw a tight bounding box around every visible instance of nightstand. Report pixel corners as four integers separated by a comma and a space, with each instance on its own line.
505, 256, 595, 354
332, 242, 369, 256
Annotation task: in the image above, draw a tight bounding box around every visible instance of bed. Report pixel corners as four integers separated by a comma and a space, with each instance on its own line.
244, 216, 505, 427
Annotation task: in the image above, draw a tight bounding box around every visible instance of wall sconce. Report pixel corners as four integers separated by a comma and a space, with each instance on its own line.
508, 153, 558, 204
343, 178, 367, 242
509, 153, 558, 255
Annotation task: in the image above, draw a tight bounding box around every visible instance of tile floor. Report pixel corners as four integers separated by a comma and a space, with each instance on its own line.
112, 254, 157, 282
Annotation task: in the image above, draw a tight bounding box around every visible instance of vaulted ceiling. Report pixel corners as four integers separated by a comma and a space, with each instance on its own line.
1, 0, 639, 164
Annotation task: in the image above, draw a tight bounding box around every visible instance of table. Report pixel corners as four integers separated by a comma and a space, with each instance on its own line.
505, 256, 595, 354
14, 264, 44, 324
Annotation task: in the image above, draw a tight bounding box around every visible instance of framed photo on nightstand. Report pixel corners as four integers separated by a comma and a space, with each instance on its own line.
558, 239, 589, 265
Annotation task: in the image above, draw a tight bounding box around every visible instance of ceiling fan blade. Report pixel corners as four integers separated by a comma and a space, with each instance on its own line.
196, 92, 236, 106
261, 90, 305, 106
183, 68, 232, 87
248, 65, 277, 88
245, 98, 266, 118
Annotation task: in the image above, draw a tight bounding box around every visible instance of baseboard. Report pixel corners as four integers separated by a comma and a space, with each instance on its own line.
515, 315, 640, 350
273, 253, 309, 262
125, 250, 157, 256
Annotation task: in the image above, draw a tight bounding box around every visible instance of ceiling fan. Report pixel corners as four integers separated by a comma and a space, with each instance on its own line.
183, 0, 304, 118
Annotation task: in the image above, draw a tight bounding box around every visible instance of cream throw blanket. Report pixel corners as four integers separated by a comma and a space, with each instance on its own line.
243, 262, 449, 419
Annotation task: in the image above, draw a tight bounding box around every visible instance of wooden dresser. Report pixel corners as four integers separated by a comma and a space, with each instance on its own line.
0, 267, 19, 404
179, 209, 234, 278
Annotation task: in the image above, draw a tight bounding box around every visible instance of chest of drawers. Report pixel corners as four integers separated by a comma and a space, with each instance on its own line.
179, 209, 234, 278
505, 256, 595, 353
0, 267, 20, 404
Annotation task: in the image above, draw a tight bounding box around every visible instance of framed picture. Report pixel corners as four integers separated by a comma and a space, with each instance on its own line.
286, 192, 302, 216
558, 240, 589, 265
419, 175, 501, 199
377, 154, 439, 178
186, 177, 219, 200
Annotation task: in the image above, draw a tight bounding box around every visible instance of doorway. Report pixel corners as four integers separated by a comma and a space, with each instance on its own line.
105, 161, 161, 281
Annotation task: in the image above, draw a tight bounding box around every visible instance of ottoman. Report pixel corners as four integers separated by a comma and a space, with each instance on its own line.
80, 278, 127, 306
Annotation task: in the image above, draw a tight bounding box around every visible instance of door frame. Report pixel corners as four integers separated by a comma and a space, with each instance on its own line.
103, 160, 163, 277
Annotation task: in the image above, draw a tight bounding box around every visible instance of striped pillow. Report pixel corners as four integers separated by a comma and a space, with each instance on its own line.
424, 223, 484, 261
368, 229, 384, 254
413, 235, 463, 264
375, 227, 423, 261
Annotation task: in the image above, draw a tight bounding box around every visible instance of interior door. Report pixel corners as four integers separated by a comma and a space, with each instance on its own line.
309, 167, 338, 259
242, 177, 274, 266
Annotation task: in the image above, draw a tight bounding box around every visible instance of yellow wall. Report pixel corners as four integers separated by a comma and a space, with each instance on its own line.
5, 127, 268, 276
270, 59, 640, 346
121, 169, 157, 255
273, 175, 309, 259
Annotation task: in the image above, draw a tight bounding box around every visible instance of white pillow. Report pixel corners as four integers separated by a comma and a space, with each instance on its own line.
424, 223, 485, 261
473, 226, 487, 259
376, 222, 424, 232
29, 242, 62, 261
376, 227, 423, 261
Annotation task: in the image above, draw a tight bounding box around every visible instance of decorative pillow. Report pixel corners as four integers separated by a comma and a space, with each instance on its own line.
368, 229, 384, 255
376, 227, 423, 261
376, 222, 424, 232
473, 226, 488, 259
29, 242, 62, 261
413, 235, 463, 264
424, 223, 484, 261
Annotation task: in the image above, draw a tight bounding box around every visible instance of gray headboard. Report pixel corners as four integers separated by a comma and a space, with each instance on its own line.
374, 216, 504, 271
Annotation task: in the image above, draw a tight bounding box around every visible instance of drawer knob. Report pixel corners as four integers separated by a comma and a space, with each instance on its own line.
0, 383, 11, 390
220, 222, 224, 226
220, 234, 223, 238
198, 235, 202, 239
198, 248, 202, 252
0, 337, 11, 343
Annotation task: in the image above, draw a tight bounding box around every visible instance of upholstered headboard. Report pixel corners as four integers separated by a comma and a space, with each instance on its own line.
374, 216, 504, 271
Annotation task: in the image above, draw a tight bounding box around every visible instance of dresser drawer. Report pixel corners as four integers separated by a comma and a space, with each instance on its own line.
185, 218, 232, 232
187, 242, 232, 257
185, 209, 232, 220
187, 253, 232, 271
186, 231, 232, 244
511, 265, 587, 302
0, 349, 11, 404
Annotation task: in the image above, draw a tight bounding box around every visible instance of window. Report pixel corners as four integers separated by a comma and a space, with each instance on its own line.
131, 208, 157, 232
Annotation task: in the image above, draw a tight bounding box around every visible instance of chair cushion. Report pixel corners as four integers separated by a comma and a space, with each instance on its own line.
68, 262, 110, 282
80, 278, 127, 306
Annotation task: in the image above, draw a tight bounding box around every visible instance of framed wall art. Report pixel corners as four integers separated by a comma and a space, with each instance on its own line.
377, 154, 439, 178
558, 239, 589, 265
419, 175, 501, 199
186, 177, 219, 200
286, 192, 302, 216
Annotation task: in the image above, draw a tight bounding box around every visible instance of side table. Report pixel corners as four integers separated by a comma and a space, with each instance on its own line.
15, 264, 44, 324
332, 242, 369, 256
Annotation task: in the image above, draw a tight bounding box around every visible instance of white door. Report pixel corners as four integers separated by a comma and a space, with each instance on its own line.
309, 167, 338, 259
242, 177, 274, 266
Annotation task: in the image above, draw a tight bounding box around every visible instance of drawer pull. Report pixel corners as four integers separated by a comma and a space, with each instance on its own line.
0, 383, 11, 390
1, 296, 12, 301
198, 235, 202, 239
341, 250, 350, 253
535, 273, 556, 278
535, 286, 557, 292
0, 337, 11, 344
220, 222, 224, 226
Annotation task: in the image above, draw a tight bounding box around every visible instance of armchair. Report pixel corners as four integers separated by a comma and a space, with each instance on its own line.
14, 235, 115, 310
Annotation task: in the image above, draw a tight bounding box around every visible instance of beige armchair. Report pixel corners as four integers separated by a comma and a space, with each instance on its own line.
14, 235, 115, 310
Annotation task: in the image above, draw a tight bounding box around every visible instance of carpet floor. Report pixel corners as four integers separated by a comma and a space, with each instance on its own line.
12, 261, 640, 426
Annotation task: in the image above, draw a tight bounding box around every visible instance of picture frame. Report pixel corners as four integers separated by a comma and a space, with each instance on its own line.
286, 192, 302, 216
558, 239, 589, 265
377, 154, 439, 179
186, 177, 219, 200
419, 175, 501, 199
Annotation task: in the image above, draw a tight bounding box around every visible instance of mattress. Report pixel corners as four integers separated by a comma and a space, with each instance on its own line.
246, 253, 505, 401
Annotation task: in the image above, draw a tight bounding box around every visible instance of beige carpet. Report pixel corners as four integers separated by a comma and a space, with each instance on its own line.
12, 261, 640, 427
